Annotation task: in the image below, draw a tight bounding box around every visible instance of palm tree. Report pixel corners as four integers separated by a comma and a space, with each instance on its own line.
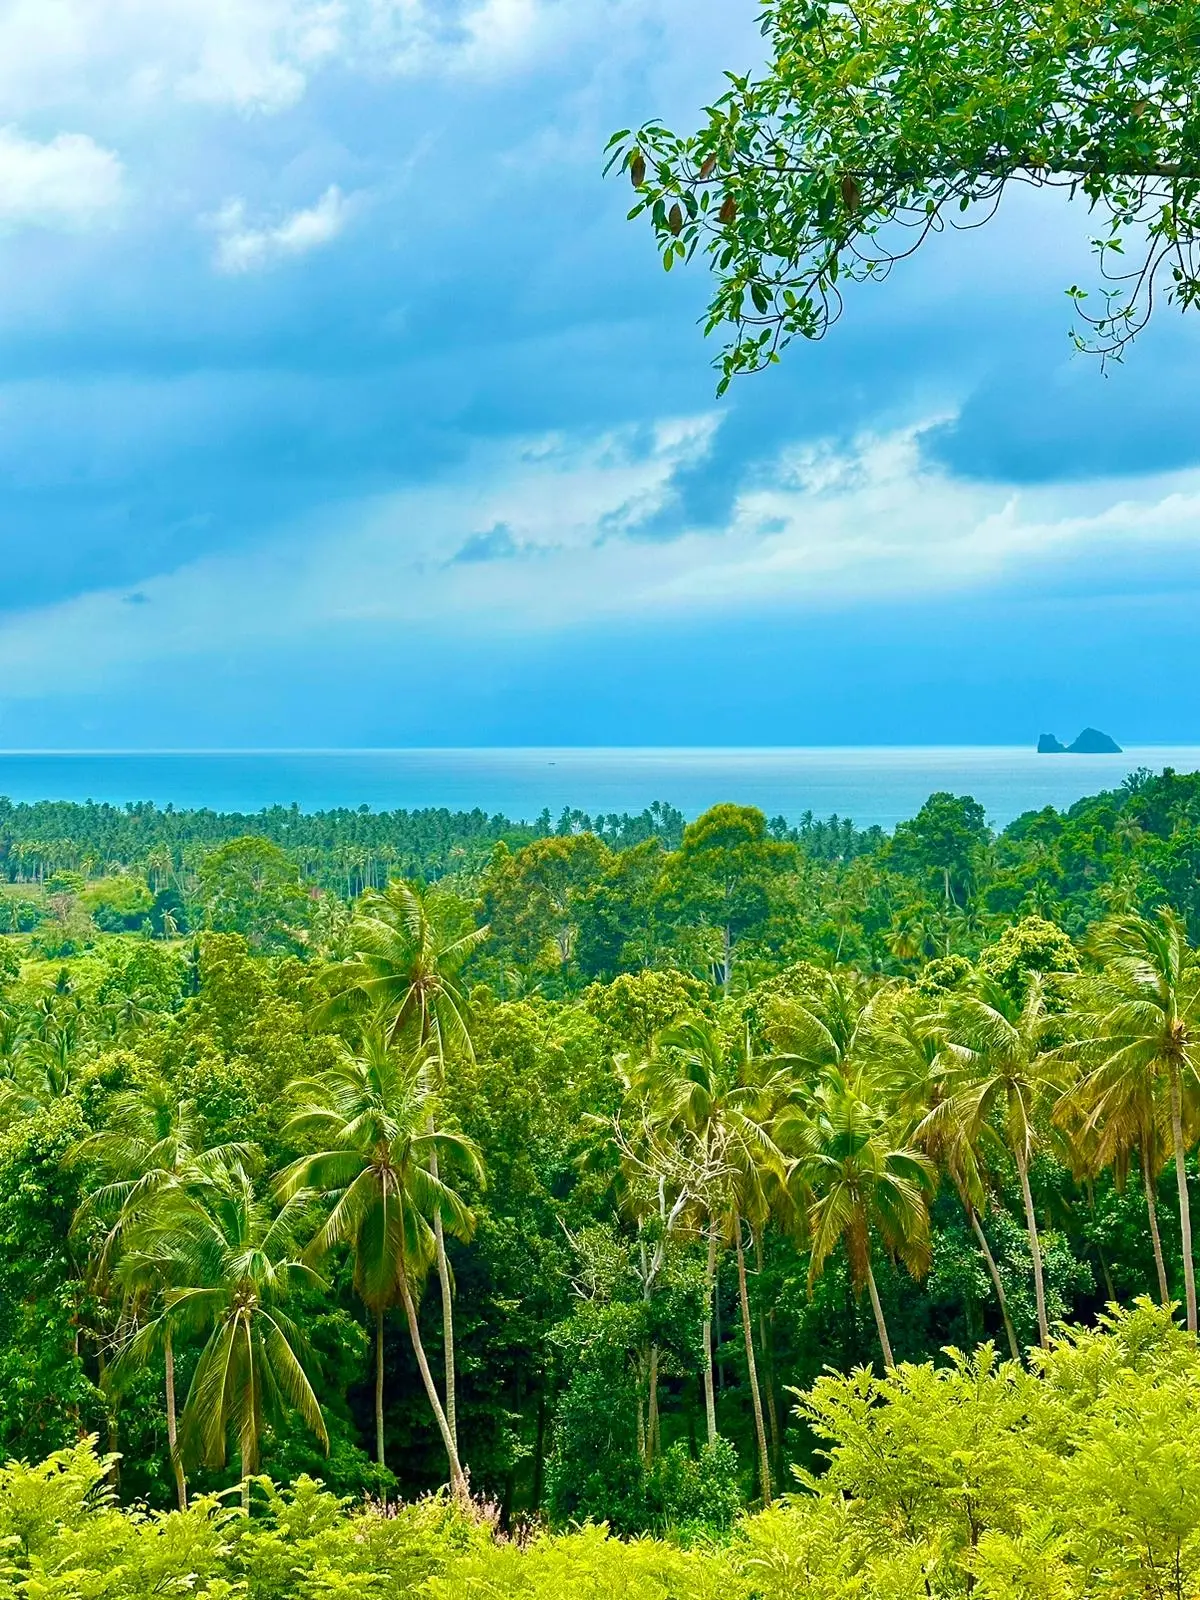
70, 1077, 250, 1509
923, 974, 1059, 1347
0, 1004, 31, 1120
878, 999, 1022, 1361
0, 1012, 85, 1119
319, 881, 485, 1057
0, 1024, 84, 1113
100, 990, 155, 1041
1080, 910, 1200, 1331
113, 1163, 327, 1512
147, 846, 173, 895
788, 1068, 935, 1368
319, 880, 487, 1456
1053, 984, 1172, 1308
277, 1032, 481, 1493
885, 907, 944, 967
635, 1019, 789, 1502
764, 967, 890, 1082
606, 1059, 710, 1468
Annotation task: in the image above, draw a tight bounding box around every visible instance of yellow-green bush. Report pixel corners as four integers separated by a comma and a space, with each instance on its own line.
2, 1304, 1198, 1600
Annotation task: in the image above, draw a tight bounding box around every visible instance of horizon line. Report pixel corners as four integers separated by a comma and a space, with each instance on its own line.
0, 743, 1187, 758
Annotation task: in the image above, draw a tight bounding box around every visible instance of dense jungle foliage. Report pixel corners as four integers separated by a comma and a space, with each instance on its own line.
5, 765, 1200, 1595
5, 1301, 1200, 1600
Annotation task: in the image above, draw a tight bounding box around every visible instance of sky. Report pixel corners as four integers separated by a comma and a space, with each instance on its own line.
1, 0, 1199, 748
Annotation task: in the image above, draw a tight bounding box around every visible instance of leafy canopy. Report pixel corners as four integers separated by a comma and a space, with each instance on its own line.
609, 0, 1200, 387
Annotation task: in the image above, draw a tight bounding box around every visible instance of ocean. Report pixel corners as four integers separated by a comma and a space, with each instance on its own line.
0, 747, 1195, 831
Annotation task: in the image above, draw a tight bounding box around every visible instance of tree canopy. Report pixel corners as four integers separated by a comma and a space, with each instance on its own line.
609, 0, 1200, 387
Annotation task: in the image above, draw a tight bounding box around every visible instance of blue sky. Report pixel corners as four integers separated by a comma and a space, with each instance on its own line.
1, 0, 1199, 747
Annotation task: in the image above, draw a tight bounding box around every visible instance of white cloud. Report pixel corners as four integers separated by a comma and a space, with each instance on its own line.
209, 184, 351, 273
0, 126, 123, 228
2, 412, 1200, 699
0, 0, 343, 117
330, 0, 714, 82
0, 0, 753, 131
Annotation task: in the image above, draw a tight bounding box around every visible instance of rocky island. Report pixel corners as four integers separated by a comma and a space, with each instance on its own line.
1038, 728, 1122, 753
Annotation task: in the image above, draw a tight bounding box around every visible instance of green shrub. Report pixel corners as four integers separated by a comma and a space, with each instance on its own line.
0, 1306, 1198, 1600
646, 1439, 742, 1539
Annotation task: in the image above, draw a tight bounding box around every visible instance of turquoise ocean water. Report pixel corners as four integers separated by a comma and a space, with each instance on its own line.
0, 747, 1197, 831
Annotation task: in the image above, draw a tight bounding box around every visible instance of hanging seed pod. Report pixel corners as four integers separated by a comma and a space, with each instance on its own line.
719, 193, 737, 224
630, 151, 646, 187
840, 173, 861, 211
699, 154, 717, 180
668, 203, 683, 235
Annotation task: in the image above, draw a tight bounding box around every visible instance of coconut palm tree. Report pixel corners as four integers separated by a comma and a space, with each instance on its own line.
876, 998, 1022, 1361
276, 1032, 481, 1492
600, 1099, 679, 1468
112, 1162, 327, 1511
635, 1019, 789, 1502
0, 1011, 85, 1119
0, 1005, 31, 1122
319, 881, 486, 1058
1053, 988, 1172, 1308
1078, 910, 1200, 1331
71, 1077, 250, 1509
788, 1068, 935, 1368
922, 973, 1059, 1348
319, 880, 487, 1456
763, 967, 890, 1084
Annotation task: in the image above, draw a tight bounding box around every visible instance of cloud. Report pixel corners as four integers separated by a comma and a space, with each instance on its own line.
0, 0, 680, 121
0, 0, 343, 116
209, 185, 351, 274
3, 410, 1200, 702
355, 0, 731, 82
175, 1, 341, 111
452, 522, 521, 563
0, 127, 123, 228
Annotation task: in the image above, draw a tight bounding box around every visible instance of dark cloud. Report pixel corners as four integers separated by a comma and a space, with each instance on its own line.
450, 523, 520, 564
926, 324, 1200, 484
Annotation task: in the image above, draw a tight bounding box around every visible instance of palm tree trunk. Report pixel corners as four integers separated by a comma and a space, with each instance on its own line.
1095, 1237, 1117, 1304
375, 1306, 386, 1469
531, 1390, 546, 1511
967, 1204, 1020, 1362
95, 1347, 120, 1491
714, 1274, 725, 1394
647, 1342, 660, 1463
1142, 1149, 1171, 1306
759, 1310, 781, 1479
701, 1224, 718, 1445
164, 1330, 187, 1511
754, 1231, 781, 1480
1169, 1065, 1197, 1333
1015, 1145, 1050, 1349
240, 1322, 257, 1514
865, 1259, 894, 1368
426, 1129, 460, 1454
398, 1255, 467, 1499
1083, 1177, 1116, 1302
734, 1219, 771, 1503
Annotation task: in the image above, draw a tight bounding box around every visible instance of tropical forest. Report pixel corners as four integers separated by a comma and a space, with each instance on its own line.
3, 764, 1200, 1596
